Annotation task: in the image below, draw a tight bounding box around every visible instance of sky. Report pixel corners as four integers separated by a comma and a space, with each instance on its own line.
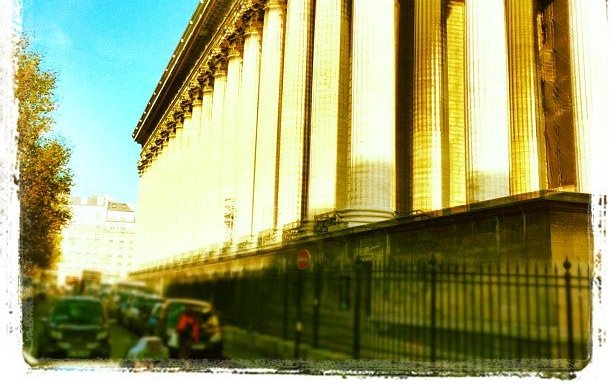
21, 0, 200, 205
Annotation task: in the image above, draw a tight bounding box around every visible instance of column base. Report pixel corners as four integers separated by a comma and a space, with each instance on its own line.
340, 208, 395, 227
257, 228, 281, 247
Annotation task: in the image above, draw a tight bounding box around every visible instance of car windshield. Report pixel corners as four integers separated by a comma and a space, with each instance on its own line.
51, 299, 103, 325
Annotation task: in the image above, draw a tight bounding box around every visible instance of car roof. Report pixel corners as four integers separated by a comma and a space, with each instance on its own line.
164, 298, 212, 308
57, 295, 101, 303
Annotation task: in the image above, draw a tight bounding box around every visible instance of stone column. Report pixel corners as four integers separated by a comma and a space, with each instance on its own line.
178, 99, 193, 255
142, 154, 154, 267
345, 0, 397, 224
170, 112, 183, 257
412, 0, 443, 212
144, 158, 154, 266
221, 40, 243, 244
234, 15, 263, 242
159, 135, 169, 262
307, 0, 350, 220
135, 160, 147, 269
506, 0, 546, 195
277, 0, 314, 228
209, 59, 228, 247
150, 144, 162, 262
252, 0, 286, 236
568, 0, 608, 193
187, 84, 203, 252
159, 128, 172, 261
465, 0, 510, 203
446, 0, 466, 208
196, 75, 214, 250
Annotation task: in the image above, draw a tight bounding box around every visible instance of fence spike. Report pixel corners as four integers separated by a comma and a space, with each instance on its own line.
563, 257, 572, 272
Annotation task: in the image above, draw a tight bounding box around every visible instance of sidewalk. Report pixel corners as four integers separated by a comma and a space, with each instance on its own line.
222, 325, 350, 361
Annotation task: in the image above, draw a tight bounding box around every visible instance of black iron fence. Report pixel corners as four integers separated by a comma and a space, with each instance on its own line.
170, 256, 592, 371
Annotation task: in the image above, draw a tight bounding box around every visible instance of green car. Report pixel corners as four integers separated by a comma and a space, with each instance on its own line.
39, 296, 111, 359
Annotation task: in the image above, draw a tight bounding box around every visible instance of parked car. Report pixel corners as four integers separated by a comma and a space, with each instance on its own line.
154, 298, 223, 359
144, 302, 163, 336
108, 280, 156, 320
38, 296, 111, 359
124, 292, 164, 334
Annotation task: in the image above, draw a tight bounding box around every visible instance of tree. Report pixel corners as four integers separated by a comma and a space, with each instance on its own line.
16, 38, 73, 276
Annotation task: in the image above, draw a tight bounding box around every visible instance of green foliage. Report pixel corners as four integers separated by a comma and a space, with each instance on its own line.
16, 38, 73, 275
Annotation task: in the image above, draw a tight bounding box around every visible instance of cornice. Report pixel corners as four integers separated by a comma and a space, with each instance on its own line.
135, 0, 273, 169
133, 0, 239, 146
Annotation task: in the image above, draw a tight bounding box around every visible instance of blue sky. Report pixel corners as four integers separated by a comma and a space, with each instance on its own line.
22, 0, 199, 205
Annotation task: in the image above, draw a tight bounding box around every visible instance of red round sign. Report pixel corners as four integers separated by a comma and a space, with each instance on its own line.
297, 249, 311, 270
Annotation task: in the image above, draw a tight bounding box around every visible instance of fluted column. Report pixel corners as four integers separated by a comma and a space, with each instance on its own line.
197, 76, 214, 250
209, 60, 228, 247
221, 40, 243, 243
160, 134, 171, 261
446, 0, 466, 208
412, 0, 443, 212
170, 113, 183, 257
277, 0, 314, 228
465, 0, 510, 203
506, 0, 546, 195
142, 155, 154, 267
307, 0, 350, 220
568, 0, 608, 193
149, 147, 160, 262
155, 142, 165, 262
144, 159, 155, 267
252, 0, 286, 236
234, 15, 263, 241
135, 163, 147, 269
187, 86, 203, 251
160, 129, 173, 260
178, 100, 193, 255
346, 0, 397, 224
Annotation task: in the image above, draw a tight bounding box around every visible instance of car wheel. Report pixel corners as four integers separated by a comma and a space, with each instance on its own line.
168, 347, 179, 359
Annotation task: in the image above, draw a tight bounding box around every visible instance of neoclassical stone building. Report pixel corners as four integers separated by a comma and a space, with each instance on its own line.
131, 0, 607, 283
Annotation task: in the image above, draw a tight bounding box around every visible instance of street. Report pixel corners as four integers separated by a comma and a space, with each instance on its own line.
22, 295, 261, 371
108, 319, 139, 359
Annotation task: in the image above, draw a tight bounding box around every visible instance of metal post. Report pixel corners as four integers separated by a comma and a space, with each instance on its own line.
295, 269, 303, 359
353, 260, 362, 359
563, 258, 575, 371
313, 264, 322, 348
430, 257, 437, 363
283, 272, 289, 339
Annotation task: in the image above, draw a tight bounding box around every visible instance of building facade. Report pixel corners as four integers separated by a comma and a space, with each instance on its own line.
59, 196, 136, 285
133, 0, 606, 271
130, 0, 608, 366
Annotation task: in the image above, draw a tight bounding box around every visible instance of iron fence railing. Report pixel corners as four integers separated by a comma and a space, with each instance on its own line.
171, 256, 592, 372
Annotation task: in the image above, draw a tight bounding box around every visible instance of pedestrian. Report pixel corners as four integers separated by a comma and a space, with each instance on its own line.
176, 307, 199, 359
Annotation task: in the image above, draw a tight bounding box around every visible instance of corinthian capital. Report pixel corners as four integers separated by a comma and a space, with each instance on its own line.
212, 59, 227, 76
189, 81, 203, 105
227, 36, 244, 58
172, 106, 184, 125
199, 71, 214, 93
265, 0, 286, 12
180, 96, 193, 117
244, 11, 264, 35
209, 50, 228, 76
